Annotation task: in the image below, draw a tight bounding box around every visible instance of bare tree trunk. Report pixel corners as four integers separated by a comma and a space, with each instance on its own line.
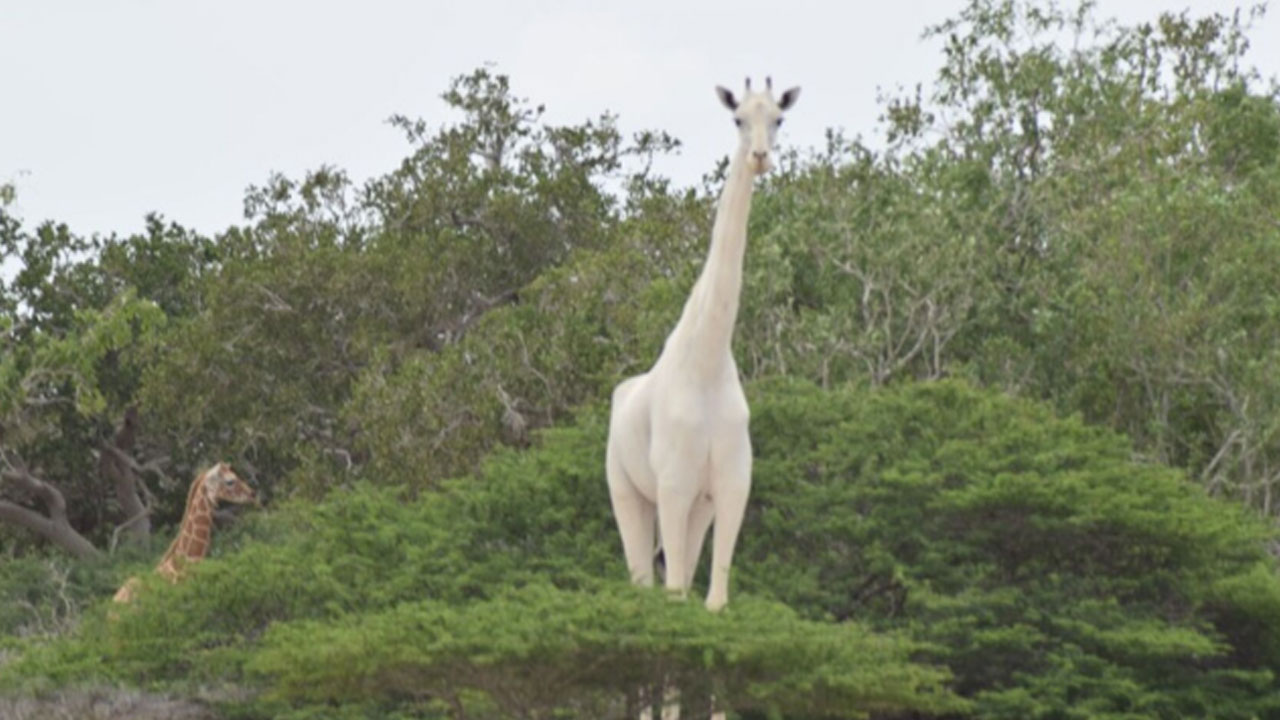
0, 465, 101, 560
99, 406, 150, 543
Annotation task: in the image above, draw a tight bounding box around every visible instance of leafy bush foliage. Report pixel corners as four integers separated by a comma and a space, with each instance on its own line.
250, 585, 960, 719
0, 553, 123, 641
11, 380, 1280, 718
740, 379, 1280, 718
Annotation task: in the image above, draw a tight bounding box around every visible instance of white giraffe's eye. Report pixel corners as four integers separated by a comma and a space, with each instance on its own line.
734, 118, 743, 128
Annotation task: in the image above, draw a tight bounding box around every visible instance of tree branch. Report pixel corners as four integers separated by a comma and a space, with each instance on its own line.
98, 443, 165, 503
0, 466, 101, 559
98, 406, 152, 543
109, 506, 152, 554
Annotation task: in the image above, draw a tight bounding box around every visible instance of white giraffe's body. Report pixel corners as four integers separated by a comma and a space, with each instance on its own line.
606, 79, 799, 616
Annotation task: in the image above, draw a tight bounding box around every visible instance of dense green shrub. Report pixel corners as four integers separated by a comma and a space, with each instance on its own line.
0, 552, 124, 641
249, 584, 961, 719
739, 379, 1280, 718
10, 380, 1280, 718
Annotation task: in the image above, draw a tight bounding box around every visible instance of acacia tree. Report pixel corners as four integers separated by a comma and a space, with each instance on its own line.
744, 2, 1280, 522
1, 192, 210, 556
349, 3, 1280, 526
852, 0, 1280, 514
138, 68, 681, 497
0, 287, 165, 557
1, 68, 682, 553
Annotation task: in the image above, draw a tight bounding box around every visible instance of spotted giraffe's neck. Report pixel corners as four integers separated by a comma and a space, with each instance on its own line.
155, 470, 215, 580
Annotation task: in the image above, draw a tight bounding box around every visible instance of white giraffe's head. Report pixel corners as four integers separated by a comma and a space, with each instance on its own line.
716, 76, 800, 175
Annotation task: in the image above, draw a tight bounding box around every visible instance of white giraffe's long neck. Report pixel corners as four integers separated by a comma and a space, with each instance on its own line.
666, 143, 755, 373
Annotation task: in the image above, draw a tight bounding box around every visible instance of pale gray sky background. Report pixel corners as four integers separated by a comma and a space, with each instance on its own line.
2, 1, 1278, 241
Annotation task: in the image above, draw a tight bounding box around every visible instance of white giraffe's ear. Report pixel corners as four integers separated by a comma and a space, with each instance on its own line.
778, 86, 801, 111
715, 86, 738, 110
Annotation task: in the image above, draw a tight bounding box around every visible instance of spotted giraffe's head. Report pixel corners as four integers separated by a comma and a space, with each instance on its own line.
201, 462, 258, 506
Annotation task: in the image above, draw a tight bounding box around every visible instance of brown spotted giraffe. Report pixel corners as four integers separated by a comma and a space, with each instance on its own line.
112, 462, 257, 604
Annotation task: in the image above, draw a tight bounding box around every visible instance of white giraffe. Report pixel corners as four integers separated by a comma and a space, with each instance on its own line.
608, 75, 799, 720
606, 76, 799, 614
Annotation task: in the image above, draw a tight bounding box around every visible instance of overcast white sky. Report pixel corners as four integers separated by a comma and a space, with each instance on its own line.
2, 0, 1278, 241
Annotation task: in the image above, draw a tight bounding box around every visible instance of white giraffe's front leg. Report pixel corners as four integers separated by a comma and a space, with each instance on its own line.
706, 433, 751, 612
651, 418, 708, 596
684, 495, 715, 587
656, 474, 699, 596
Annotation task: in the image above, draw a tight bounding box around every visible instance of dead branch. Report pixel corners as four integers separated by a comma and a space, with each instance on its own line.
109, 505, 153, 555
1202, 428, 1243, 495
